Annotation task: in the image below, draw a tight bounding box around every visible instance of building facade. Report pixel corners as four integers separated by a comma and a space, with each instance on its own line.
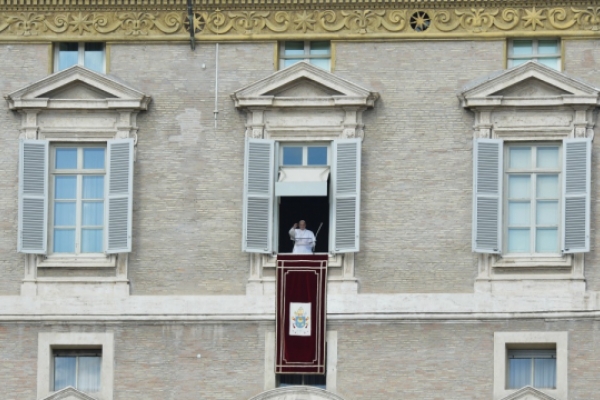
1, 0, 600, 399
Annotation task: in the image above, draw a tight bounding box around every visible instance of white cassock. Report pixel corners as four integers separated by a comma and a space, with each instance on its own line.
289, 227, 316, 254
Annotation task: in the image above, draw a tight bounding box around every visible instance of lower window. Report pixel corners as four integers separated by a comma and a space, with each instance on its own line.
507, 349, 556, 389
277, 374, 326, 389
53, 349, 102, 392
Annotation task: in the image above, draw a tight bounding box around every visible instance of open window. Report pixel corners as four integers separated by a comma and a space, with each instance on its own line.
243, 138, 360, 254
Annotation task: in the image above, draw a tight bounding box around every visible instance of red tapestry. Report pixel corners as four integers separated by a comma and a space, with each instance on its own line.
275, 254, 327, 375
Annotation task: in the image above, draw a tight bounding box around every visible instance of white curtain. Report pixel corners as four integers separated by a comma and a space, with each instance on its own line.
78, 356, 102, 392
534, 358, 556, 388
54, 357, 76, 390
508, 358, 531, 389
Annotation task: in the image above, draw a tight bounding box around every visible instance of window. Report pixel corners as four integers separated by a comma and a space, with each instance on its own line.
277, 374, 326, 389
279, 41, 331, 71
243, 138, 361, 254
494, 332, 567, 400
508, 39, 560, 70
473, 138, 591, 256
505, 144, 561, 254
53, 349, 102, 392
18, 139, 134, 256
37, 332, 114, 400
507, 349, 556, 390
50, 145, 106, 255
55, 42, 105, 73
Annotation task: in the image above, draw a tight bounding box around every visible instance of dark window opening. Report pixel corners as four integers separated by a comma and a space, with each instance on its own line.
278, 195, 330, 254
277, 374, 326, 389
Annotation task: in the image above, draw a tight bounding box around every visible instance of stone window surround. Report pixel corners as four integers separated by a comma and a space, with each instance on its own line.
233, 62, 378, 296
264, 330, 338, 393
494, 331, 568, 400
6, 65, 150, 296
460, 61, 598, 283
37, 332, 115, 400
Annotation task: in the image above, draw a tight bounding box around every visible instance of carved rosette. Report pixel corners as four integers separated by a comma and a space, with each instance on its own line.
1, 6, 600, 39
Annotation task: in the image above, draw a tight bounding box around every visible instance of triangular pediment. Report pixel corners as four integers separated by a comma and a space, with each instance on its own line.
500, 386, 557, 400
493, 77, 571, 97
248, 387, 347, 400
41, 386, 98, 400
459, 61, 599, 108
265, 78, 344, 97
6, 65, 150, 110
232, 61, 378, 108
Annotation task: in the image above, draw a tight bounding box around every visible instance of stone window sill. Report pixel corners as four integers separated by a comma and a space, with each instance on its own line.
37, 254, 117, 268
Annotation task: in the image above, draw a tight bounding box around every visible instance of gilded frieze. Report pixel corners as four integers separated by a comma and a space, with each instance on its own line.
1, 6, 600, 40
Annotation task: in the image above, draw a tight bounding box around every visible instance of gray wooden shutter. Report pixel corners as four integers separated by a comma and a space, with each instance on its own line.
18, 139, 49, 254
473, 138, 503, 254
105, 138, 134, 254
562, 138, 591, 253
331, 138, 361, 253
242, 138, 275, 253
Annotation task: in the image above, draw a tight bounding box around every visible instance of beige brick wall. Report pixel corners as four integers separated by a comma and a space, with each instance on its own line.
334, 40, 505, 293
564, 38, 600, 292
0, 43, 50, 295
1, 319, 600, 399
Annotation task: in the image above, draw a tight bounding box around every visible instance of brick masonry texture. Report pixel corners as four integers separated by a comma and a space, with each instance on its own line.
1, 320, 600, 400
1, 39, 600, 295
0, 44, 50, 295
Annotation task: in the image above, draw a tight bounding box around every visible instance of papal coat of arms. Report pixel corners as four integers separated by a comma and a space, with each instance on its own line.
289, 302, 311, 336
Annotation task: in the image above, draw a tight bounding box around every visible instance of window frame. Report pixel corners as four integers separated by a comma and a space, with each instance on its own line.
507, 348, 557, 390
52, 348, 103, 392
280, 143, 330, 167
494, 332, 567, 400
507, 38, 562, 71
49, 143, 107, 257
279, 41, 332, 71
503, 142, 562, 256
38, 332, 114, 400
54, 42, 106, 73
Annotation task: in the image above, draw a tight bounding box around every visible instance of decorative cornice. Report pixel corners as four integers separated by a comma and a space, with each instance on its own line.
1, 4, 600, 40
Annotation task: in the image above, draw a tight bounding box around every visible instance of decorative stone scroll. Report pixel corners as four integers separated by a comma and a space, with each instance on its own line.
1, 5, 600, 39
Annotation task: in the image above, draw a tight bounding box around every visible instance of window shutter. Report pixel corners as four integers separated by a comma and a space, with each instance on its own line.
242, 138, 275, 253
18, 139, 48, 254
562, 138, 591, 253
105, 138, 134, 254
331, 138, 361, 253
473, 139, 503, 254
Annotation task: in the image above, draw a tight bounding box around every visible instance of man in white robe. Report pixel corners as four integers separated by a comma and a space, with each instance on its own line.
289, 220, 316, 254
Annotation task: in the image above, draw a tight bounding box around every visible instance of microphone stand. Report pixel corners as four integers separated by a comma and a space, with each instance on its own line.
312, 222, 323, 254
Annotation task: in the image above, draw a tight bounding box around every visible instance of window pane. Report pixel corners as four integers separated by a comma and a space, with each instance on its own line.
54, 356, 77, 390
84, 43, 104, 73
539, 57, 560, 70
537, 200, 558, 225
537, 175, 559, 198
283, 147, 303, 165
310, 58, 331, 71
54, 229, 76, 253
304, 374, 326, 389
536, 228, 558, 253
81, 229, 103, 253
84, 148, 105, 169
508, 176, 531, 198
57, 42, 79, 71
83, 202, 104, 225
508, 358, 532, 389
508, 201, 530, 226
83, 176, 104, 199
54, 202, 76, 226
56, 148, 78, 169
307, 147, 328, 165
538, 40, 559, 54
537, 147, 559, 168
509, 147, 531, 169
283, 59, 302, 68
55, 176, 77, 199
283, 41, 305, 56
512, 40, 533, 56
509, 59, 528, 68
279, 374, 303, 386
309, 41, 330, 55
534, 358, 556, 388
508, 229, 530, 253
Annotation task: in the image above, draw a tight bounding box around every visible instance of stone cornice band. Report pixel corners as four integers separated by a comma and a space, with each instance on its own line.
1, 2, 600, 40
